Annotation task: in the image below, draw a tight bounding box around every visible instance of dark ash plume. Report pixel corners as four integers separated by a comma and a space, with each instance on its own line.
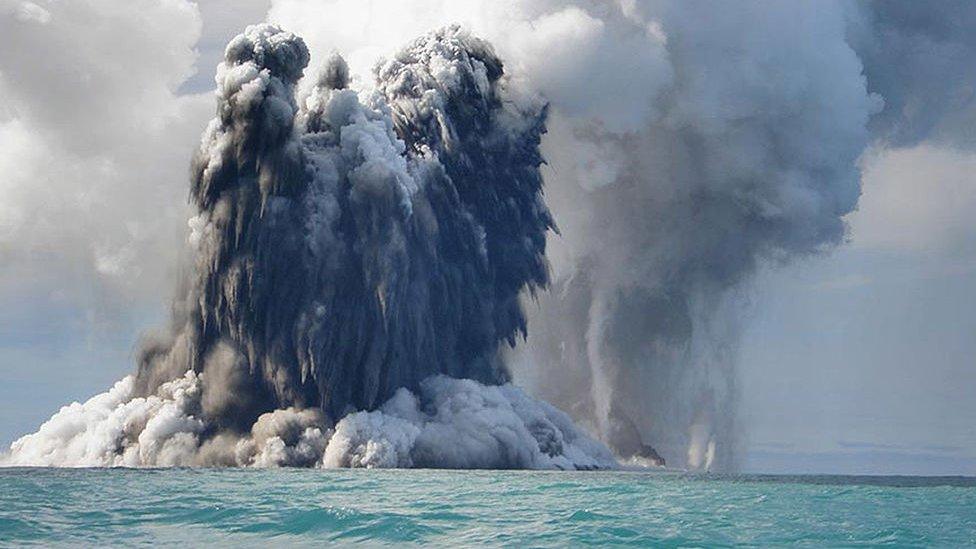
139, 23, 552, 424
2, 24, 613, 470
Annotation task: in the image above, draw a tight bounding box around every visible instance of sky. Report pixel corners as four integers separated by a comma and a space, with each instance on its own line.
739, 145, 976, 475
0, 0, 974, 475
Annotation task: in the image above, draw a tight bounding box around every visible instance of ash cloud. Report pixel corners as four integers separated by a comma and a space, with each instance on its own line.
848, 0, 976, 149
138, 23, 554, 422
515, 1, 877, 471
2, 22, 611, 470
265, 0, 976, 471
529, 1, 976, 470
6, 1, 975, 472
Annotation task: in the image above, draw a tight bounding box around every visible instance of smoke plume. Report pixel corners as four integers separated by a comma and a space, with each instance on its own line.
517, 2, 878, 471
2, 23, 613, 470
7, 2, 971, 472
265, 0, 972, 470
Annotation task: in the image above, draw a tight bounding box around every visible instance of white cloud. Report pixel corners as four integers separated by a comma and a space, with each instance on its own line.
0, 0, 213, 306
853, 145, 976, 253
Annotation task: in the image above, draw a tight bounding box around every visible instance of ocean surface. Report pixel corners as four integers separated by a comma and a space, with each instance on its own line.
1, 468, 974, 547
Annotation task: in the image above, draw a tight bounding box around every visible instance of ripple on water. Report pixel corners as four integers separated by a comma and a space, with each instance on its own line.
0, 469, 974, 546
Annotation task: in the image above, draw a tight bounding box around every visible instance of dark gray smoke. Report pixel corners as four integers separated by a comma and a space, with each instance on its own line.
2, 24, 618, 469
9, 1, 970, 472
137, 24, 551, 426
849, 0, 976, 149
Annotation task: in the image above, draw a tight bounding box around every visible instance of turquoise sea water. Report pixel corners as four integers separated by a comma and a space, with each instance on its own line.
1, 468, 974, 547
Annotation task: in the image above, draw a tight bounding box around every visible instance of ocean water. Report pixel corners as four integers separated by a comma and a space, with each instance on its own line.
1, 468, 973, 547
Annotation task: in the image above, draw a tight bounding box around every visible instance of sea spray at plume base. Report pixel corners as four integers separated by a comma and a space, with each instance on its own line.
2, 372, 614, 469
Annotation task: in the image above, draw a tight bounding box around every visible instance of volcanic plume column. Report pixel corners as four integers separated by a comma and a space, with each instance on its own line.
139, 24, 559, 433
136, 25, 318, 430
518, 2, 876, 471
2, 24, 619, 470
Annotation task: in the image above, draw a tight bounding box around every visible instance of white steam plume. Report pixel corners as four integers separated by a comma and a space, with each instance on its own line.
2, 371, 613, 470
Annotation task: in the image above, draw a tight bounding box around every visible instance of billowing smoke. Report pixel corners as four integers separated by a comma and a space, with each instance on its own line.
3, 371, 612, 469
549, 1, 976, 471
516, 1, 975, 470
151, 22, 555, 424
1, 23, 613, 470
7, 2, 970, 472
848, 0, 976, 149
266, 0, 972, 471
517, 2, 878, 471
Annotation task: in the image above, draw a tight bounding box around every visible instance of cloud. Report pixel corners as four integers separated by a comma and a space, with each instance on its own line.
852, 145, 976, 253
848, 0, 976, 149
0, 0, 213, 309
2, 20, 621, 473
4, 1, 50, 24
